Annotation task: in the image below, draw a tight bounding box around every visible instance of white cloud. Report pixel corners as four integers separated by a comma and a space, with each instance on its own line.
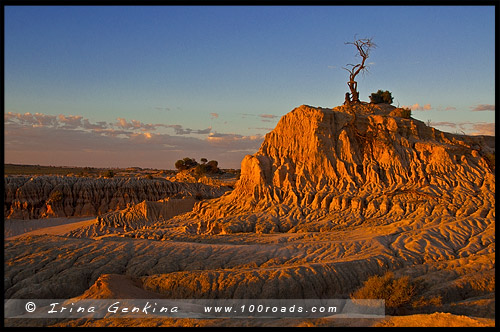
432, 121, 495, 136
259, 114, 279, 119
471, 104, 495, 112
432, 121, 457, 128
196, 127, 212, 135
207, 132, 264, 147
470, 123, 495, 136
163, 124, 211, 135
4, 111, 263, 168
5, 112, 59, 127
259, 114, 280, 123
404, 103, 432, 111
154, 106, 170, 111
82, 119, 108, 130
58, 115, 83, 128
114, 118, 157, 131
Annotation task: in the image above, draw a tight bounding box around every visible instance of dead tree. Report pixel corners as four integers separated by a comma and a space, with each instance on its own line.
343, 37, 376, 103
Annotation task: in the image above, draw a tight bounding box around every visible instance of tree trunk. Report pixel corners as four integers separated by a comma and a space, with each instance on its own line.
348, 80, 359, 102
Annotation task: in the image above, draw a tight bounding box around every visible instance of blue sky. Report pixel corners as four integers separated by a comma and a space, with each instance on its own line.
4, 5, 495, 169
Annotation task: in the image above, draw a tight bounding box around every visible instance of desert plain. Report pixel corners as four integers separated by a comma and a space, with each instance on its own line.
3, 103, 495, 327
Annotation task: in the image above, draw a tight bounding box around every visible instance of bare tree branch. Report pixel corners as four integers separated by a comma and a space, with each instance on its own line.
343, 37, 376, 103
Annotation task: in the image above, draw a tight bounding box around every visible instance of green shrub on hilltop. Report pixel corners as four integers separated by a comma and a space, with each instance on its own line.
369, 90, 393, 104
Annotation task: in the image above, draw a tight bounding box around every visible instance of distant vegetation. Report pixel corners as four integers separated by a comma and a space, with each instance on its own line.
101, 170, 115, 178
3, 164, 176, 177
174, 157, 198, 171
369, 90, 393, 104
4, 163, 240, 178
4, 164, 100, 176
174, 157, 220, 175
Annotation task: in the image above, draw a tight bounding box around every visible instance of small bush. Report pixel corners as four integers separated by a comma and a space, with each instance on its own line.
412, 295, 443, 309
48, 190, 63, 202
175, 157, 199, 171
206, 160, 219, 173
194, 164, 209, 177
102, 170, 114, 178
194, 160, 220, 177
370, 90, 393, 104
351, 272, 423, 315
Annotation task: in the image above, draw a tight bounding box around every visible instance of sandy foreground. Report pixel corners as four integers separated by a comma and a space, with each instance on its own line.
4, 217, 97, 240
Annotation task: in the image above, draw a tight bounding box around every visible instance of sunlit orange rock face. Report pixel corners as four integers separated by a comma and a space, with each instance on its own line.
4, 103, 495, 327
190, 104, 495, 234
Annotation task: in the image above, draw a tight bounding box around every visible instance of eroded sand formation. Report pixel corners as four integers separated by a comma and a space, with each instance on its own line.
186, 104, 495, 234
4, 176, 231, 220
4, 104, 495, 327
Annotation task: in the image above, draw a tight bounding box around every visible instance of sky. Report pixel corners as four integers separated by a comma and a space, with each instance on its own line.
4, 5, 495, 169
